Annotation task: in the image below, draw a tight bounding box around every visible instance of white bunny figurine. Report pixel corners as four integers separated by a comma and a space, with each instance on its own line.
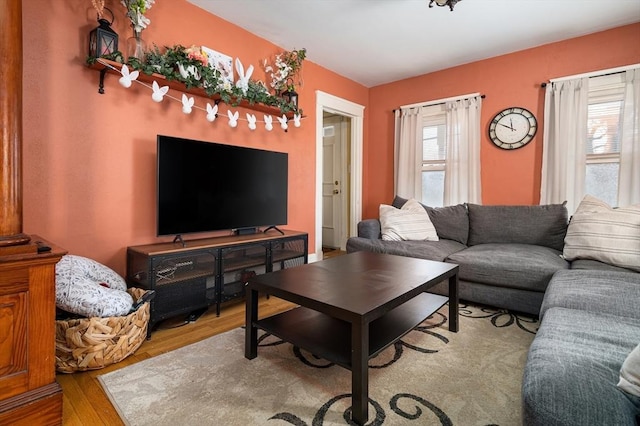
293, 113, 302, 128
181, 94, 194, 114
264, 115, 273, 131
118, 64, 139, 88
206, 103, 218, 122
235, 58, 254, 96
247, 113, 257, 130
151, 81, 169, 102
277, 114, 288, 131
228, 110, 239, 128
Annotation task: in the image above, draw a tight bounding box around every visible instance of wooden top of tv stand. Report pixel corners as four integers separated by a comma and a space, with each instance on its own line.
127, 230, 307, 256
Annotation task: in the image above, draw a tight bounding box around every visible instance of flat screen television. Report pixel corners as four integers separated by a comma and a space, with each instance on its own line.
157, 135, 288, 236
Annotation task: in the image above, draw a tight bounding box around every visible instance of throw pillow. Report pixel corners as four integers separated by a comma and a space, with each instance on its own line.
55, 255, 133, 318
618, 343, 640, 397
563, 195, 640, 272
379, 200, 439, 242
392, 196, 469, 244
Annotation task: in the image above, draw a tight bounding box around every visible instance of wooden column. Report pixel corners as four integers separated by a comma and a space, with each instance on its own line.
0, 0, 30, 247
0, 1, 64, 423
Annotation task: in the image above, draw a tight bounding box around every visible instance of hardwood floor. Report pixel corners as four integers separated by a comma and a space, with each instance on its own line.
322, 247, 347, 259
56, 296, 296, 425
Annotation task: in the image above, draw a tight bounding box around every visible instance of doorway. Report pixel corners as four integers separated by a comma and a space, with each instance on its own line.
314, 91, 364, 261
322, 114, 349, 250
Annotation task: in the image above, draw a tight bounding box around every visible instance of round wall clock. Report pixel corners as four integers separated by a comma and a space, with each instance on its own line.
488, 107, 538, 150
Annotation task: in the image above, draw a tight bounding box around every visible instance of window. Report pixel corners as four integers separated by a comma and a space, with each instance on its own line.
586, 74, 624, 206
421, 105, 446, 207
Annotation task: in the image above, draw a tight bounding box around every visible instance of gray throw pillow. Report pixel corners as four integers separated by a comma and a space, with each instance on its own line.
392, 196, 469, 245
467, 203, 568, 251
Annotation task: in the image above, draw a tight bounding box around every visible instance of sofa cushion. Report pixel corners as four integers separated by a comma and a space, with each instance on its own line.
540, 269, 640, 320
357, 219, 381, 240
570, 258, 638, 273
467, 203, 568, 251
392, 196, 469, 245
446, 243, 569, 292
522, 307, 640, 426
379, 202, 439, 241
563, 195, 640, 272
346, 237, 466, 262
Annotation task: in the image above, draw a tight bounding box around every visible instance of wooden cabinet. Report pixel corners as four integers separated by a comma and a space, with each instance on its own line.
0, 237, 66, 425
126, 230, 308, 335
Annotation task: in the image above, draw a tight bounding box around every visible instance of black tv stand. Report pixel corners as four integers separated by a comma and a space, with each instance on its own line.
126, 230, 308, 337
263, 225, 284, 235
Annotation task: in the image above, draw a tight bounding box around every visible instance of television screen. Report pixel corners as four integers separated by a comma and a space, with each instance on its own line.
157, 135, 288, 236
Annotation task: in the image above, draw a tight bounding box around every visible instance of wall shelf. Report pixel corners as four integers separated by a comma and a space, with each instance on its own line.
88, 59, 294, 118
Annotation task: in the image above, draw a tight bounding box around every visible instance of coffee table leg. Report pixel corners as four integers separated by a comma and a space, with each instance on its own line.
448, 273, 459, 332
351, 319, 369, 425
245, 287, 258, 359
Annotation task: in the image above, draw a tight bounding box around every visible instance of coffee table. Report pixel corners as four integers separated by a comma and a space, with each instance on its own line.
245, 251, 459, 425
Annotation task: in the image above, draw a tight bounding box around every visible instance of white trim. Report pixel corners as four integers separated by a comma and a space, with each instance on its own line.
400, 92, 481, 110
315, 91, 365, 260
549, 63, 640, 83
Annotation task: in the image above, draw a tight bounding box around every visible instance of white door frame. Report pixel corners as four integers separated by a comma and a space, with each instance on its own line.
314, 91, 364, 261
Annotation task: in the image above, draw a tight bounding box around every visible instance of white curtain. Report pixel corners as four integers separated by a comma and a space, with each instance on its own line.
619, 68, 640, 206
443, 96, 482, 205
394, 107, 423, 199
540, 78, 589, 214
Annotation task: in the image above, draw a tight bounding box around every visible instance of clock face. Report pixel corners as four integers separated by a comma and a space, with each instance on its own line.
488, 107, 538, 150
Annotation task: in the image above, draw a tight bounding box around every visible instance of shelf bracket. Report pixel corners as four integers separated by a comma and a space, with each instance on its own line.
98, 68, 108, 94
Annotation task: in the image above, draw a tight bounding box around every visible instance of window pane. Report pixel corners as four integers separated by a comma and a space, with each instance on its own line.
585, 163, 619, 207
587, 101, 622, 154
422, 170, 444, 207
423, 124, 446, 161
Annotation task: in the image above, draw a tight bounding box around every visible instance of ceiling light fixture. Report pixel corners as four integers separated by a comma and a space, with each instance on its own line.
429, 0, 461, 11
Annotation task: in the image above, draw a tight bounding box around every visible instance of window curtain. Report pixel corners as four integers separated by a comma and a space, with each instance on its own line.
394, 107, 423, 199
443, 96, 482, 205
619, 68, 640, 206
540, 78, 589, 214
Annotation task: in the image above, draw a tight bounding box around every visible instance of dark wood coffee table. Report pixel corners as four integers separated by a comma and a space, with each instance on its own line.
245, 251, 459, 425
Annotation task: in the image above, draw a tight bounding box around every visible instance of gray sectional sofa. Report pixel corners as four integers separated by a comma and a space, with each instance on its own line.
346, 197, 572, 315
522, 269, 640, 425
346, 197, 640, 424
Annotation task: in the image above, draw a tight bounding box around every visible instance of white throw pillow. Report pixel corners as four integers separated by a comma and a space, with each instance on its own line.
563, 195, 640, 272
618, 343, 640, 397
55, 255, 133, 317
380, 199, 439, 242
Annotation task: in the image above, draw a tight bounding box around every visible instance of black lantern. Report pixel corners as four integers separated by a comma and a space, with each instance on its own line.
282, 88, 298, 110
89, 10, 118, 58
281, 77, 299, 110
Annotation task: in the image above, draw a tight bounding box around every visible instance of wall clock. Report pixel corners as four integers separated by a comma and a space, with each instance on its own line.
488, 107, 538, 150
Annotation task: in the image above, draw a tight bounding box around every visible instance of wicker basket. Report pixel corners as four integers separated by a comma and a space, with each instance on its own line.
55, 287, 150, 373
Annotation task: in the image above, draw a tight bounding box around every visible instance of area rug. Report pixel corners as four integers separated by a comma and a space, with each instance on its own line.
98, 303, 538, 425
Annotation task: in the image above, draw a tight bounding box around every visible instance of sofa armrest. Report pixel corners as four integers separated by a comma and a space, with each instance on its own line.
357, 219, 381, 240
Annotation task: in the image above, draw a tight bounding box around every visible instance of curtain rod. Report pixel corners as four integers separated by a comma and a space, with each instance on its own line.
540, 63, 640, 87
393, 93, 485, 113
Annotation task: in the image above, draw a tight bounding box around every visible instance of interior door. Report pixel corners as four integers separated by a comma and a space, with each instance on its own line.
322, 116, 344, 249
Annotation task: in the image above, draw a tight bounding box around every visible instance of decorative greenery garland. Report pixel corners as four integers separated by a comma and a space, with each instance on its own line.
87, 44, 302, 115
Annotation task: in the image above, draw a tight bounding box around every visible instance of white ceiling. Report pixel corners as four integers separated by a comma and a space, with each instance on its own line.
188, 0, 640, 88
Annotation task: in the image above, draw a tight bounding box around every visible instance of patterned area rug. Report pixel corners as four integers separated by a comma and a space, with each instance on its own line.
98, 303, 538, 425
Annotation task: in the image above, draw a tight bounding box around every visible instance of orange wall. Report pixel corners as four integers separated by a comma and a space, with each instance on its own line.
18, 1, 640, 274
365, 23, 640, 218
20, 0, 368, 274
